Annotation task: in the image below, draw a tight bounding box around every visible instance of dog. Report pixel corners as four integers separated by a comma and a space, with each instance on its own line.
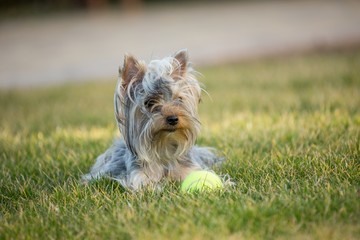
82, 50, 224, 190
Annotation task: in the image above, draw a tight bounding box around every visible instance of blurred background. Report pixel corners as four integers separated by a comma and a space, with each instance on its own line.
1, 0, 360, 88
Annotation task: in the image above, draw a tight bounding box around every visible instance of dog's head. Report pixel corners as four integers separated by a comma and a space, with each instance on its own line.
115, 50, 202, 163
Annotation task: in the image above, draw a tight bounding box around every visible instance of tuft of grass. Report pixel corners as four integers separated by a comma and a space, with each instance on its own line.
1, 50, 359, 239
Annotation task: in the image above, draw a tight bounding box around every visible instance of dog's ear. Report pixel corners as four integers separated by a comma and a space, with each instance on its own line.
120, 54, 145, 89
172, 49, 189, 79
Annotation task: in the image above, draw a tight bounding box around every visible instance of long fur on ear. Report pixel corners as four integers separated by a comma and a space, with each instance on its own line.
121, 54, 146, 89
172, 49, 189, 79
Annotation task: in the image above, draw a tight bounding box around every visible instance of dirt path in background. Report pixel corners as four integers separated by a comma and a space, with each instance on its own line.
1, 0, 360, 88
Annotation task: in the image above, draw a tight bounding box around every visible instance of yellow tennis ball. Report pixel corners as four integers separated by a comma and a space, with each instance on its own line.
181, 170, 223, 193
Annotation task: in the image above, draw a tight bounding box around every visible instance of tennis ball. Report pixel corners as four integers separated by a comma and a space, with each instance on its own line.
181, 170, 223, 193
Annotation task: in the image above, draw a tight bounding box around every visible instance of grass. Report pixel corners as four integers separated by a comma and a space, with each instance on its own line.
1, 50, 359, 239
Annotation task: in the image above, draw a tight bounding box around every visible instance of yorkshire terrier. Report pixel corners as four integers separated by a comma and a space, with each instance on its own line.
82, 49, 224, 190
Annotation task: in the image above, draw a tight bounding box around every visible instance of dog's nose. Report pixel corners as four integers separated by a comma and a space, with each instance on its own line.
166, 115, 179, 126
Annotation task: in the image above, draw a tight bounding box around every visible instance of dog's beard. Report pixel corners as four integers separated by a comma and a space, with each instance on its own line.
152, 124, 199, 163
128, 110, 200, 165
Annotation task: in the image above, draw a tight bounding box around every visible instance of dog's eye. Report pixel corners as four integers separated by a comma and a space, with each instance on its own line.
177, 96, 183, 103
145, 99, 156, 109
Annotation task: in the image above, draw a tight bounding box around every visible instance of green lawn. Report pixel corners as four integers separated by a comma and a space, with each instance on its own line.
1, 50, 359, 239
